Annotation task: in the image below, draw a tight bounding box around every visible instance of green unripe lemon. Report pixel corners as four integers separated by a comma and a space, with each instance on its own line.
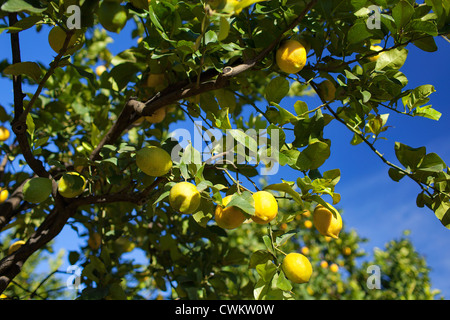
98, 1, 128, 33
23, 177, 53, 203
48, 26, 84, 55
136, 146, 172, 177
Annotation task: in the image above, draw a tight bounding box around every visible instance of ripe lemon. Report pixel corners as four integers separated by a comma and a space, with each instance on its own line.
282, 252, 313, 284
304, 220, 313, 229
0, 188, 8, 203
320, 260, 328, 268
214, 195, 246, 229
313, 203, 342, 239
58, 172, 86, 198
251, 191, 278, 224
0, 126, 10, 141
98, 1, 128, 33
329, 263, 339, 273
8, 240, 26, 255
301, 246, 309, 255
343, 247, 352, 256
367, 45, 383, 62
23, 177, 53, 204
145, 107, 166, 124
95, 65, 107, 76
276, 39, 307, 74
136, 146, 172, 177
169, 181, 201, 215
48, 26, 84, 55
318, 80, 336, 101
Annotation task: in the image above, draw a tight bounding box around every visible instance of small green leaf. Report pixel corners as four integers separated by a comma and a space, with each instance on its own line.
413, 105, 441, 120
394, 142, 426, 171
264, 182, 303, 206
4, 61, 41, 82
249, 250, 273, 268
218, 17, 230, 41
276, 271, 293, 291
296, 139, 331, 171
1, 0, 47, 13
392, 0, 415, 29
265, 76, 290, 104
226, 191, 255, 216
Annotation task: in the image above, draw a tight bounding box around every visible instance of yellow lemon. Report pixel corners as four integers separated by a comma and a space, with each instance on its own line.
169, 182, 201, 215
48, 26, 84, 55
367, 45, 383, 62
329, 263, 339, 273
318, 80, 336, 101
282, 252, 313, 284
136, 146, 172, 177
301, 246, 309, 255
8, 240, 26, 255
58, 172, 86, 198
276, 39, 307, 74
304, 220, 313, 229
95, 65, 107, 76
0, 188, 8, 203
0, 126, 10, 141
313, 203, 342, 239
23, 177, 53, 204
145, 107, 166, 124
251, 191, 278, 224
343, 247, 352, 256
320, 260, 328, 268
214, 195, 246, 229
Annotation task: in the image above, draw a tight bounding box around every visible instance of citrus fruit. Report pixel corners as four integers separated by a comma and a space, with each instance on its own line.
320, 260, 329, 268
98, 1, 128, 33
282, 252, 313, 284
95, 65, 107, 76
329, 263, 339, 273
169, 181, 201, 215
58, 172, 86, 198
276, 39, 307, 74
214, 195, 246, 229
146, 73, 166, 88
88, 232, 102, 250
301, 246, 309, 255
343, 247, 352, 256
136, 146, 172, 177
313, 203, 342, 239
0, 188, 8, 203
48, 26, 84, 55
0, 126, 10, 141
251, 191, 278, 224
318, 80, 336, 101
367, 45, 383, 62
145, 107, 166, 124
23, 177, 53, 204
8, 240, 26, 255
304, 220, 313, 229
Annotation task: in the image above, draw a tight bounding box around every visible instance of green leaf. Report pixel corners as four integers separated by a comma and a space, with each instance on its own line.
348, 20, 373, 44
392, 0, 415, 29
226, 191, 255, 216
1, 0, 47, 13
294, 100, 308, 117
296, 139, 331, 171
265, 76, 290, 104
394, 142, 426, 171
276, 271, 293, 291
275, 231, 297, 247
218, 17, 230, 41
264, 182, 303, 206
375, 48, 408, 71
192, 197, 214, 227
249, 250, 273, 268
413, 105, 441, 120
388, 167, 406, 182
3, 61, 41, 82
256, 260, 277, 282
413, 36, 438, 52
8, 15, 42, 33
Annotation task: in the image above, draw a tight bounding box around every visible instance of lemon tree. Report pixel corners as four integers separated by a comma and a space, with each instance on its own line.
0, 0, 449, 301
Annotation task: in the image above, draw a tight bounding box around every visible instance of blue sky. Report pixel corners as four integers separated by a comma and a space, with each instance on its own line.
1, 19, 449, 299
